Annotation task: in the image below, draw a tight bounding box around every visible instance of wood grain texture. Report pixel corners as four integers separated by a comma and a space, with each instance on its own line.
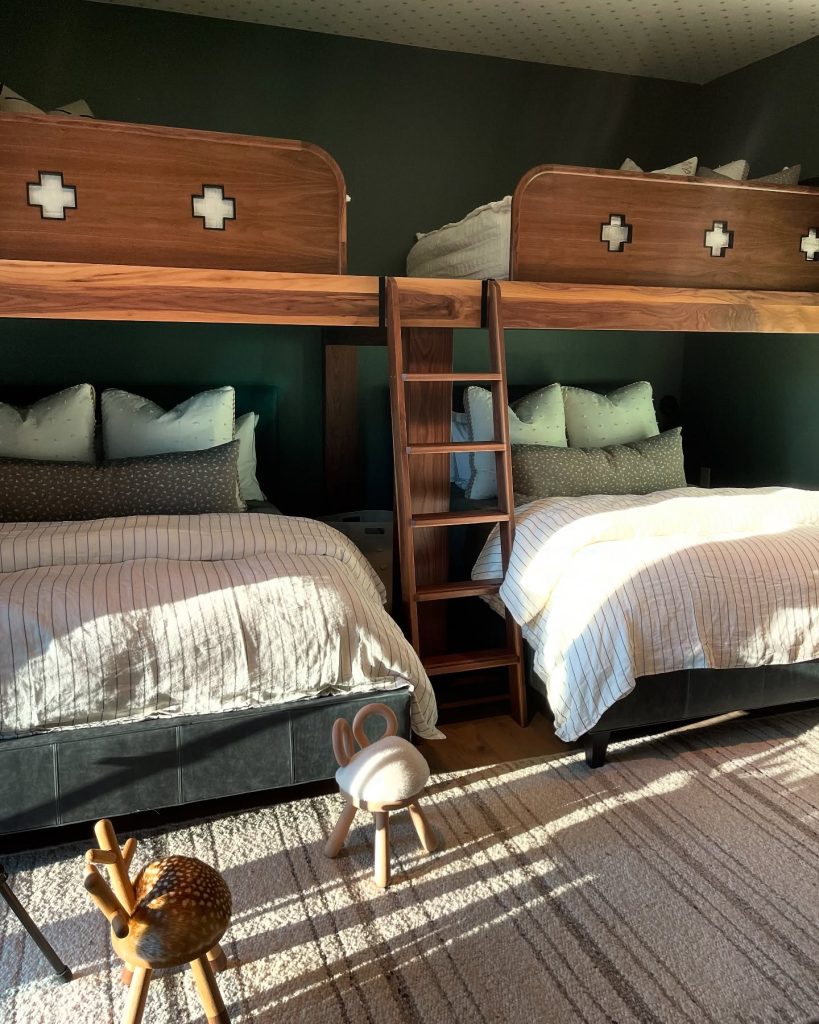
323, 344, 360, 510
0, 261, 379, 325
1, 113, 346, 274
4, 261, 819, 331
512, 164, 819, 291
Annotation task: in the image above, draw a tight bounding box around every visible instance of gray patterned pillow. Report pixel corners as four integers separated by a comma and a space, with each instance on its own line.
512, 428, 686, 499
0, 441, 244, 522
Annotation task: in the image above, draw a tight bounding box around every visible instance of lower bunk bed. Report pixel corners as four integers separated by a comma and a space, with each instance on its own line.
0, 511, 440, 839
471, 485, 819, 766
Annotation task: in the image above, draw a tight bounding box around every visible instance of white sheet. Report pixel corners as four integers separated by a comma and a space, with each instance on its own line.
0, 514, 441, 739
473, 487, 819, 741
406, 197, 511, 279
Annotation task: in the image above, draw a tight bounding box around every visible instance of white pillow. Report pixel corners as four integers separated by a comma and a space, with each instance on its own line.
562, 382, 659, 449
102, 387, 236, 460
235, 411, 266, 503
463, 384, 566, 500
620, 156, 698, 177
0, 84, 94, 118
752, 165, 801, 185
697, 159, 750, 181
0, 84, 43, 114
450, 412, 472, 490
0, 384, 96, 463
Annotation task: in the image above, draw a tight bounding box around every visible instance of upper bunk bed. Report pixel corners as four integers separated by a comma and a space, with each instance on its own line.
2, 113, 819, 333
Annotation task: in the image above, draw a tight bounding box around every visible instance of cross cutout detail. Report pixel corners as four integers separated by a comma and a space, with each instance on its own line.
600, 213, 632, 252
27, 171, 77, 220
704, 220, 734, 257
800, 228, 819, 261
191, 185, 236, 230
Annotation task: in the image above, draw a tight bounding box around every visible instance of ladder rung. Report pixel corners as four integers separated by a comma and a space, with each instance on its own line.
411, 510, 511, 528
406, 441, 506, 455
424, 648, 521, 676
401, 372, 503, 383
415, 579, 503, 602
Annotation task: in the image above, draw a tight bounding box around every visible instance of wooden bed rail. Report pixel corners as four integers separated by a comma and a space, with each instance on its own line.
4, 260, 819, 332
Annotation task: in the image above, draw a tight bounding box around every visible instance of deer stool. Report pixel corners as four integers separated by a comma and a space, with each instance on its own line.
324, 702, 438, 888
84, 819, 232, 1024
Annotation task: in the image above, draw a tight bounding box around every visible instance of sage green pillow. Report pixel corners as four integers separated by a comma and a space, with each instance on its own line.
512, 428, 686, 498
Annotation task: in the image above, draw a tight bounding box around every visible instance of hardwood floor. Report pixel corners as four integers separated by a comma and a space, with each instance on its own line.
417, 709, 574, 772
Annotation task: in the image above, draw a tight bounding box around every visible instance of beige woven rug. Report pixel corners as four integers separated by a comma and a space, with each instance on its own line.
2, 709, 819, 1024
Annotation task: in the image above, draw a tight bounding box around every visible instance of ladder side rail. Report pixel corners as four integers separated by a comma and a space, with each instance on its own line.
386, 277, 421, 649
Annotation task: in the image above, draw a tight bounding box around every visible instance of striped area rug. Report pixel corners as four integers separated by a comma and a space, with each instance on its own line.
2, 709, 819, 1024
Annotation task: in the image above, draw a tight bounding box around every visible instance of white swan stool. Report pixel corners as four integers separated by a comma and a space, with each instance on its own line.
323, 702, 438, 888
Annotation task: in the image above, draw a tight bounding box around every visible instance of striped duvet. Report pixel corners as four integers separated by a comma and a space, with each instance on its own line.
473, 487, 819, 741
0, 514, 441, 739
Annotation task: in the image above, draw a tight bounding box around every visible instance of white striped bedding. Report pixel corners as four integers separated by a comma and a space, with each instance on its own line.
0, 514, 441, 740
473, 487, 819, 741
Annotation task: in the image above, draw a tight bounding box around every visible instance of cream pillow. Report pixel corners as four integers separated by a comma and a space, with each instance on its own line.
235, 411, 266, 503
620, 156, 698, 177
464, 384, 566, 500
562, 382, 659, 449
0, 384, 96, 463
0, 84, 94, 118
102, 387, 236, 460
697, 159, 750, 180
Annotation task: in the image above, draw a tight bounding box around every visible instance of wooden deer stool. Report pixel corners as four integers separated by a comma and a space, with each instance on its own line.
324, 703, 438, 888
84, 819, 232, 1024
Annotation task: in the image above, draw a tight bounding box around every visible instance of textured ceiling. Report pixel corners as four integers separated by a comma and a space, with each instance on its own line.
89, 0, 819, 84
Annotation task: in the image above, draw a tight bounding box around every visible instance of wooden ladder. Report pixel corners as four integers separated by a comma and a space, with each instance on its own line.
387, 277, 526, 725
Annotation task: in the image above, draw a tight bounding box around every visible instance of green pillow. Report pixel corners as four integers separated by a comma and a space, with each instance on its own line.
512, 427, 686, 499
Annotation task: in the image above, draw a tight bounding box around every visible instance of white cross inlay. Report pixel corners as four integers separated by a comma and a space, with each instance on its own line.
27, 172, 77, 220
800, 228, 819, 261
192, 185, 236, 230
704, 220, 733, 257
600, 213, 632, 252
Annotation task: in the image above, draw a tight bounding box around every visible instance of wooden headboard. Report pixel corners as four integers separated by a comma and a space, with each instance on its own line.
0, 113, 347, 273
511, 165, 819, 291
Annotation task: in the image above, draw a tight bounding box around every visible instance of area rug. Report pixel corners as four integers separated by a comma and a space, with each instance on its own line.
2, 709, 819, 1024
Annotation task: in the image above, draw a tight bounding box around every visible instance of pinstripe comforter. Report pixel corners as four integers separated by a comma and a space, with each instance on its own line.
473, 487, 819, 741
0, 514, 441, 739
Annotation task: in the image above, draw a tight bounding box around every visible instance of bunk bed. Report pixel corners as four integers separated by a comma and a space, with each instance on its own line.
0, 112, 444, 840
388, 164, 819, 764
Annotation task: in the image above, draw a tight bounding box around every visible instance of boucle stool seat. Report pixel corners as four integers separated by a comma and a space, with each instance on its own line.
324, 703, 438, 888
84, 819, 232, 1024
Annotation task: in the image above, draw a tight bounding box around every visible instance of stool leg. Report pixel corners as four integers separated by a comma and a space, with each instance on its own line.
324, 800, 357, 859
121, 963, 134, 986
408, 800, 438, 853
207, 942, 228, 973
373, 811, 391, 889
190, 955, 230, 1024
122, 966, 152, 1024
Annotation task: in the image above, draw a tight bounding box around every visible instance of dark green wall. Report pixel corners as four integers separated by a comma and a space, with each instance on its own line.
2, 0, 699, 509
681, 37, 819, 490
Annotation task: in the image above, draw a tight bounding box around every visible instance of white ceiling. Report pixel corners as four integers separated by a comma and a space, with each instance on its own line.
90, 0, 819, 84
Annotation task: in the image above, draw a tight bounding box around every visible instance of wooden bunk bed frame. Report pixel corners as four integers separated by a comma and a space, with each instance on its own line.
3, 117, 819, 796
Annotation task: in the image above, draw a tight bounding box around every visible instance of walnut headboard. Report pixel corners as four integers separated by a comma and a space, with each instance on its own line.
511, 165, 819, 292
0, 113, 347, 273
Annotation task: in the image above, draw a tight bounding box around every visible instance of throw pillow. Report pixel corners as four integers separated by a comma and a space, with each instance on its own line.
512, 428, 686, 498
562, 382, 659, 449
464, 383, 567, 500
0, 384, 96, 463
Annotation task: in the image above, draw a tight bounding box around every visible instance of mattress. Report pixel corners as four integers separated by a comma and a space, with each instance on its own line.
0, 513, 441, 740
406, 197, 511, 279
473, 487, 819, 741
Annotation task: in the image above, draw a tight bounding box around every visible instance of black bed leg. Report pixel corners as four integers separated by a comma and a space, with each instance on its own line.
584, 731, 611, 769
0, 866, 72, 982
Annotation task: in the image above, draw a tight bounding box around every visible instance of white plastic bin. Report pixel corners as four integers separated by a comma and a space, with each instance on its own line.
323, 510, 393, 610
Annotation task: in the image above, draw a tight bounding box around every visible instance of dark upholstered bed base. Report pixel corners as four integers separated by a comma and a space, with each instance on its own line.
524, 649, 819, 768
0, 688, 411, 837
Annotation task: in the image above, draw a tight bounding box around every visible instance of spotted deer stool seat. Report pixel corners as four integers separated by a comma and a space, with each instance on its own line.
324, 702, 439, 888
84, 820, 232, 1024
